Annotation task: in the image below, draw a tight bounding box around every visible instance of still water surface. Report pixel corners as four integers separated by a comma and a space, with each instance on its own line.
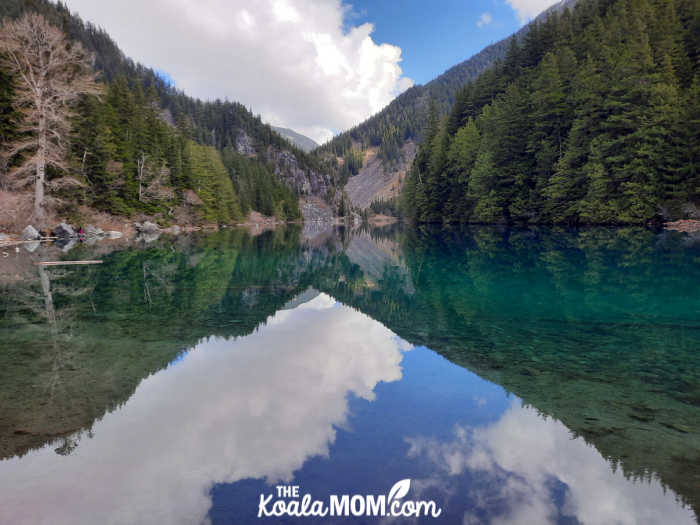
0, 226, 698, 524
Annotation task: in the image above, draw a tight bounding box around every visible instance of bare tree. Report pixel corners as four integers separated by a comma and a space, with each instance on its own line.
0, 13, 101, 219
137, 152, 147, 202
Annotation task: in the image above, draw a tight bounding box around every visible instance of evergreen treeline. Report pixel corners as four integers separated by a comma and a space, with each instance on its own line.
368, 197, 400, 217
0, 70, 15, 163
337, 147, 363, 186
401, 0, 700, 225
0, 0, 311, 222
68, 78, 300, 222
221, 147, 301, 220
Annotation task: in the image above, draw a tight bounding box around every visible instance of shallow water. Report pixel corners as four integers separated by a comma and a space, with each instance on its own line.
0, 226, 698, 524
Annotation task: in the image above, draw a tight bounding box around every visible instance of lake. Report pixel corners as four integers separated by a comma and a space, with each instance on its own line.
0, 226, 698, 524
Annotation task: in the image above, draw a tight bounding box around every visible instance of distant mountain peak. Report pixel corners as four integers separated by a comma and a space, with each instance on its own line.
272, 126, 319, 153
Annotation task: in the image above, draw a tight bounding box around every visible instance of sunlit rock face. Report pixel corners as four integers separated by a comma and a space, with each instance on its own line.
267, 147, 330, 196
407, 400, 697, 525
0, 293, 410, 525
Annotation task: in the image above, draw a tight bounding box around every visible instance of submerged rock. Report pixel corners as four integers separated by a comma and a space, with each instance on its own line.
135, 221, 160, 234
60, 239, 76, 252
137, 231, 160, 243
23, 241, 40, 253
22, 225, 40, 241
84, 225, 104, 237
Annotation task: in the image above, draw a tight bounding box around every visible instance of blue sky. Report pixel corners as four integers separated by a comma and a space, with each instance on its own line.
346, 0, 531, 85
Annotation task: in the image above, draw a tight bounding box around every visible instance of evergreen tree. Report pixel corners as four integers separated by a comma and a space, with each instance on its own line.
444, 118, 480, 220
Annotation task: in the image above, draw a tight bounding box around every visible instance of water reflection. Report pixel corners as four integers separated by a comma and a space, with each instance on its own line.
0, 226, 698, 524
318, 226, 700, 518
408, 401, 695, 524
0, 229, 318, 460
0, 292, 409, 525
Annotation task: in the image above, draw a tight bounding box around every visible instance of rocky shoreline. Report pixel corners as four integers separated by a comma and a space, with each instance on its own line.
0, 209, 306, 253
4, 211, 697, 254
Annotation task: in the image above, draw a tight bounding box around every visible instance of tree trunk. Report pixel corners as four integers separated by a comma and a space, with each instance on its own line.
35, 112, 46, 219
38, 265, 56, 326
137, 153, 146, 202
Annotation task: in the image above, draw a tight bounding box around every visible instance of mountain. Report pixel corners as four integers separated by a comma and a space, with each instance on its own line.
272, 126, 319, 153
401, 0, 700, 225
0, 0, 338, 228
317, 0, 580, 210
0, 0, 587, 223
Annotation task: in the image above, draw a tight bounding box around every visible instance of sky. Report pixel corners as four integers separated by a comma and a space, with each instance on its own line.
346, 0, 555, 85
63, 0, 560, 144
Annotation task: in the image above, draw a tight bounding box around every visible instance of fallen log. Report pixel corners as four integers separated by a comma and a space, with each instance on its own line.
34, 260, 103, 266
0, 238, 56, 247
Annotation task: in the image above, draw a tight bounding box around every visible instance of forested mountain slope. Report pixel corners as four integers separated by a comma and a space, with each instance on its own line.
316, 0, 578, 209
401, 0, 700, 225
0, 0, 337, 226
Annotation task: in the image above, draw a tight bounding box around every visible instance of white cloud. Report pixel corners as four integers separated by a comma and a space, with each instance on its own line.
407, 400, 696, 525
506, 0, 560, 24
62, 0, 413, 145
477, 12, 493, 28
0, 292, 410, 525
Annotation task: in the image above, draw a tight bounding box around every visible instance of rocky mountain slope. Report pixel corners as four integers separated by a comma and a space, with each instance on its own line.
345, 142, 416, 209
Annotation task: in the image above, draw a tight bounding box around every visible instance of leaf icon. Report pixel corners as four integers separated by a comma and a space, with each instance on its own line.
388, 479, 411, 502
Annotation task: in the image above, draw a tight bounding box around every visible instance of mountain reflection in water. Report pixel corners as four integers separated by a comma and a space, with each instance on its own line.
0, 226, 697, 524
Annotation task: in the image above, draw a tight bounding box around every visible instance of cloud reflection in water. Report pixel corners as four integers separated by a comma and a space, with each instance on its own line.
407, 400, 696, 525
0, 293, 409, 525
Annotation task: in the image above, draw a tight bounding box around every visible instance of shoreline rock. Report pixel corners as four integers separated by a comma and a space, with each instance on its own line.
22, 225, 40, 241
52, 223, 75, 238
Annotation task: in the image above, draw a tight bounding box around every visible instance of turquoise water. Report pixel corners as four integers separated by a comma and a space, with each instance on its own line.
0, 226, 698, 524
